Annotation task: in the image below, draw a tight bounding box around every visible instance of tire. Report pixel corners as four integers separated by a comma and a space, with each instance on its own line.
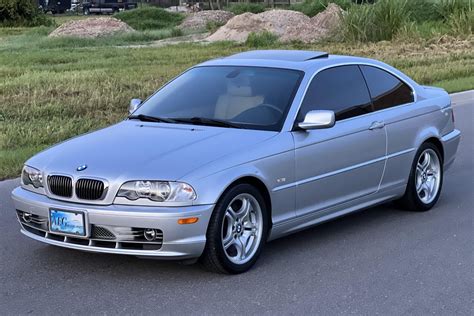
200, 183, 269, 274
398, 142, 443, 212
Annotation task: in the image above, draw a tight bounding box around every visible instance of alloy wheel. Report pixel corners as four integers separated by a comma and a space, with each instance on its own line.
415, 148, 441, 204
221, 193, 263, 265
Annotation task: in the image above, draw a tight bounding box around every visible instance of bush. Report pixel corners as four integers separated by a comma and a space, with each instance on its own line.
246, 31, 278, 47
405, 0, 443, 22
206, 20, 225, 33
447, 8, 473, 35
290, 0, 352, 17
342, 0, 410, 42
0, 0, 54, 27
114, 7, 184, 30
226, 3, 265, 15
437, 0, 472, 20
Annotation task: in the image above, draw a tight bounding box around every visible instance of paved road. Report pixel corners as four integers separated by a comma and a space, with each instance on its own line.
0, 92, 472, 315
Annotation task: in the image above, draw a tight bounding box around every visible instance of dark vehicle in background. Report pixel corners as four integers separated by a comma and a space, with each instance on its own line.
82, 0, 138, 15
38, 0, 72, 14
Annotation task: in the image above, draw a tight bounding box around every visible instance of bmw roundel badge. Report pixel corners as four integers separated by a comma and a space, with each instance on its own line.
76, 164, 88, 172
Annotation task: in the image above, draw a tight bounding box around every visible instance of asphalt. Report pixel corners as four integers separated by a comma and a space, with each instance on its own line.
0, 91, 472, 315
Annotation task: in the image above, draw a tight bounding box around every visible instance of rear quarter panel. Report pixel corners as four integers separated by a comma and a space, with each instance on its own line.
380, 87, 452, 191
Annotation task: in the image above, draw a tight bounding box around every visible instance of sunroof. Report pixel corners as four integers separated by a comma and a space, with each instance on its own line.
227, 50, 329, 62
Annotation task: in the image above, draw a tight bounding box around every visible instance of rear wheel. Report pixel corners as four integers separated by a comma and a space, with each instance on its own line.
398, 143, 443, 211
200, 184, 268, 274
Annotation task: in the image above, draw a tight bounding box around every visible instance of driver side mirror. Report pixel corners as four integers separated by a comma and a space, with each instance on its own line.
129, 98, 142, 115
298, 110, 335, 130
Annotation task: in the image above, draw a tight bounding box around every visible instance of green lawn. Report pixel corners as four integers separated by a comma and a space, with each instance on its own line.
52, 14, 90, 25
0, 28, 473, 179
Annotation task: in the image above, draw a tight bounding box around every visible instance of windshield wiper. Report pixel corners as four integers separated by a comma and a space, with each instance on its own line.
171, 117, 241, 129
129, 114, 176, 124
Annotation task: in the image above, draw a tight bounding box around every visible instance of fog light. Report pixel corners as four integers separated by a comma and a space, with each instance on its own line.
144, 228, 157, 241
22, 212, 32, 223
178, 217, 199, 225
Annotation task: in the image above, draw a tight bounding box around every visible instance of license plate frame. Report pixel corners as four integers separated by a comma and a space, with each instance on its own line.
49, 209, 87, 237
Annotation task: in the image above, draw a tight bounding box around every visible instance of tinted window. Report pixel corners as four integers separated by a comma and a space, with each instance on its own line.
360, 65, 414, 111
298, 65, 372, 122
134, 66, 303, 131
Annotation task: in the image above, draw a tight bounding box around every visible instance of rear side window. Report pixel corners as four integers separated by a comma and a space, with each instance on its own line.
298, 65, 372, 121
360, 65, 414, 111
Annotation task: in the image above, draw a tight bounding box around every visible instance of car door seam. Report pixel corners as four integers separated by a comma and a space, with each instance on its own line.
376, 126, 389, 193
273, 147, 415, 192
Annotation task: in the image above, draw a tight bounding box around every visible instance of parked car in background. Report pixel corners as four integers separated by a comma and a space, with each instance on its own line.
38, 0, 72, 14
12, 50, 461, 274
70, 0, 82, 12
82, 0, 138, 15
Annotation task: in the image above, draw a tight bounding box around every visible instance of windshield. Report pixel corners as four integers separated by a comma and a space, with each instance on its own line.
133, 66, 303, 131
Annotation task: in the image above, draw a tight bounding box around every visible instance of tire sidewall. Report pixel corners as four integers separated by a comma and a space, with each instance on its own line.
208, 184, 269, 273
409, 143, 444, 210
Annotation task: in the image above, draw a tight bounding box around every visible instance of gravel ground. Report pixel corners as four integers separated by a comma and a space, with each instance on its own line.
179, 10, 234, 31
49, 17, 135, 38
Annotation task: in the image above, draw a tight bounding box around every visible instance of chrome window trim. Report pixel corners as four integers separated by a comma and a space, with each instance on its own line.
285, 62, 417, 131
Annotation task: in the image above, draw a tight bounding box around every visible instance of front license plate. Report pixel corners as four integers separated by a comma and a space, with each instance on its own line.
49, 209, 86, 236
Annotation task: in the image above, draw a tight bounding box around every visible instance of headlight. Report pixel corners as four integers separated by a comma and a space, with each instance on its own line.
21, 165, 44, 188
117, 181, 196, 202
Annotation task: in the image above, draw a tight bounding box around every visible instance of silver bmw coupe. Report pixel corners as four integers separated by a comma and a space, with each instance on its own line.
12, 50, 461, 273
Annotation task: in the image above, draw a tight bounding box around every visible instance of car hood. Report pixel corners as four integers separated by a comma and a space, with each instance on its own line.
27, 120, 277, 181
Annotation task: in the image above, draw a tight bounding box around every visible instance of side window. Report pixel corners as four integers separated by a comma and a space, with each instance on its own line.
298, 65, 372, 122
360, 65, 414, 111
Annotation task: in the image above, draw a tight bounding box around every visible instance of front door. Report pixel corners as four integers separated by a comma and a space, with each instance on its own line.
292, 65, 387, 216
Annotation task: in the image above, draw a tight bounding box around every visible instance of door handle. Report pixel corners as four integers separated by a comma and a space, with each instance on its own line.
369, 121, 385, 130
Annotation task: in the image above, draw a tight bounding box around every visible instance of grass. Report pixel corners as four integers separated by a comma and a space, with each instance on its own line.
52, 14, 89, 25
225, 3, 266, 15
342, 0, 411, 42
0, 27, 473, 179
246, 31, 279, 47
341, 0, 473, 42
290, 0, 352, 17
114, 6, 184, 30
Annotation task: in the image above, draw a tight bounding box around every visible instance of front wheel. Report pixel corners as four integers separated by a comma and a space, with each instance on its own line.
398, 143, 443, 211
200, 184, 268, 274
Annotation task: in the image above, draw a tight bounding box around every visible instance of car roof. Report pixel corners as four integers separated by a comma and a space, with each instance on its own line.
197, 50, 385, 72
226, 50, 329, 62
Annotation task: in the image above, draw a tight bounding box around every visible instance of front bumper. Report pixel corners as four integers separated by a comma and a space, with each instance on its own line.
11, 187, 214, 259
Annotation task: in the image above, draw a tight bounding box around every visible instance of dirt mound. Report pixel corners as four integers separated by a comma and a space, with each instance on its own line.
207, 5, 343, 43
49, 17, 134, 38
179, 10, 234, 31
206, 12, 270, 42
312, 3, 344, 30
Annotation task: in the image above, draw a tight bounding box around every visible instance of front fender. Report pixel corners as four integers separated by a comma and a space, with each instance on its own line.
183, 132, 297, 226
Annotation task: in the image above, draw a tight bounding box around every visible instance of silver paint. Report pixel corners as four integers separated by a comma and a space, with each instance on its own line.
11, 50, 461, 259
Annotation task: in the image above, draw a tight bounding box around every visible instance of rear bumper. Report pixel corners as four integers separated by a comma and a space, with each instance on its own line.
11, 187, 214, 260
441, 129, 461, 171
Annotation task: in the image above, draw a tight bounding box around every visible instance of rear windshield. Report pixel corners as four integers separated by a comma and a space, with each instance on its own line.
134, 66, 304, 131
